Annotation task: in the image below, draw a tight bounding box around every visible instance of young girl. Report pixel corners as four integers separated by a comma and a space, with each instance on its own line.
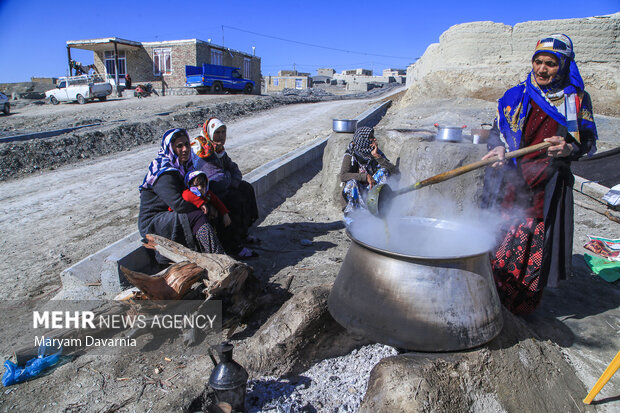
183, 171, 257, 258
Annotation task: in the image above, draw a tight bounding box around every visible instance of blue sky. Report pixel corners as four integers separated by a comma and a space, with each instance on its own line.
0, 0, 617, 82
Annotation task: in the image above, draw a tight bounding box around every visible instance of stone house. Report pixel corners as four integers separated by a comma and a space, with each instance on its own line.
65, 37, 261, 94
341, 68, 372, 76
383, 68, 406, 76
263, 70, 312, 92
317, 68, 336, 77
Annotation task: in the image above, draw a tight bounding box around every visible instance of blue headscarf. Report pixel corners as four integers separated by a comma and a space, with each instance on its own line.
496, 34, 597, 161
139, 128, 192, 191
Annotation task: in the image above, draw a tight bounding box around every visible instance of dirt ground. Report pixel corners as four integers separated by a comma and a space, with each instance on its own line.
0, 91, 618, 412
0, 91, 392, 300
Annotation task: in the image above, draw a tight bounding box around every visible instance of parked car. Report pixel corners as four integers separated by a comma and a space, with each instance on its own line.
185, 64, 254, 94
0, 92, 9, 115
45, 74, 113, 105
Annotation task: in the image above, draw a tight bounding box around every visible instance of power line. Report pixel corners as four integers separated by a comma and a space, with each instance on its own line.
222, 25, 415, 60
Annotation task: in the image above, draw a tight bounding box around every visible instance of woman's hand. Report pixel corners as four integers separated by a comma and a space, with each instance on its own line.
482, 146, 506, 168
366, 173, 376, 189
545, 136, 573, 158
370, 140, 380, 159
222, 213, 232, 227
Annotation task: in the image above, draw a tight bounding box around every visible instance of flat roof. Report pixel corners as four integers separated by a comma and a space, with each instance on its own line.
66, 37, 142, 52
67, 37, 257, 58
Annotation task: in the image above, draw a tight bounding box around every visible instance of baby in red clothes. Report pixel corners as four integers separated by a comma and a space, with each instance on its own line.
183, 171, 231, 227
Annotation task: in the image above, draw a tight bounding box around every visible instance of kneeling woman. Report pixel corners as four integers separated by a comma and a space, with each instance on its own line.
138, 128, 224, 257
339, 126, 399, 215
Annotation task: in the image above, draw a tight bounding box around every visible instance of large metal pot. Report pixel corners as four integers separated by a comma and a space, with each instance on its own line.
333, 119, 357, 133
328, 217, 503, 351
434, 123, 466, 142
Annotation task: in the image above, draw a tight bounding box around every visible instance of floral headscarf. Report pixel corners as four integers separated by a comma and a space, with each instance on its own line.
191, 118, 225, 159
139, 128, 191, 191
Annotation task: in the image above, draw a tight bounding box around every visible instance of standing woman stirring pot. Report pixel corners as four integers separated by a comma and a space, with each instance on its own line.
482, 34, 597, 315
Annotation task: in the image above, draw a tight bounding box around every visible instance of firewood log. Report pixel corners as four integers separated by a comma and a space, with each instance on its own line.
119, 261, 206, 300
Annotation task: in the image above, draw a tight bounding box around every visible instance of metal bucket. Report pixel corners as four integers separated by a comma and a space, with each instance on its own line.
471, 123, 493, 145
328, 217, 503, 351
333, 119, 357, 133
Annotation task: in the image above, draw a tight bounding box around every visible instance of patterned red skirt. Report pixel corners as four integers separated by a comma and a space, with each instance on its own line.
491, 218, 544, 316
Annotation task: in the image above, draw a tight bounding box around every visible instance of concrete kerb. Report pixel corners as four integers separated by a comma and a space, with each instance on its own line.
52, 99, 393, 300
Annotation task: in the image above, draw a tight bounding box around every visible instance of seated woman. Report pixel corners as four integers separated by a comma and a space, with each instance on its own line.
339, 126, 399, 215
138, 128, 224, 259
191, 118, 259, 258
481, 34, 597, 315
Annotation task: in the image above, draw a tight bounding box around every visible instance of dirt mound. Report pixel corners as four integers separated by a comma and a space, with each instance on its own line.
0, 94, 333, 182
403, 13, 620, 116
0, 81, 54, 100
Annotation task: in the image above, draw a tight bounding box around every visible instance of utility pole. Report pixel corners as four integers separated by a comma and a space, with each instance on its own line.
221, 25, 225, 47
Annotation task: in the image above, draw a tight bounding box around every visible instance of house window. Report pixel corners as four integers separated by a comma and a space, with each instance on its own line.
273, 78, 279, 86
211, 49, 223, 66
153, 48, 172, 75
104, 50, 126, 77
243, 58, 251, 78
295, 79, 303, 89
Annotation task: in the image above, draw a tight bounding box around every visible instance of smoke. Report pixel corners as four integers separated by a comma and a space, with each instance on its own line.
348, 181, 512, 258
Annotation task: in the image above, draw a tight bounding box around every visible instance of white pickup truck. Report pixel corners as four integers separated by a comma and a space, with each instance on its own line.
45, 74, 113, 105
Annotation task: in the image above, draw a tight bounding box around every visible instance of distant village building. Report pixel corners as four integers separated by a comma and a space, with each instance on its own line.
341, 68, 373, 76
278, 70, 310, 77
65, 37, 261, 94
317, 68, 336, 77
263, 70, 312, 92
333, 67, 406, 91
383, 68, 406, 77
310, 75, 332, 85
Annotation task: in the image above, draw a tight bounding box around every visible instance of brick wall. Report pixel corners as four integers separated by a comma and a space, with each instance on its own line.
88, 39, 262, 95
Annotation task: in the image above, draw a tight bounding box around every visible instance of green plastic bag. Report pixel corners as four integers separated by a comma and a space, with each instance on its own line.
584, 253, 620, 283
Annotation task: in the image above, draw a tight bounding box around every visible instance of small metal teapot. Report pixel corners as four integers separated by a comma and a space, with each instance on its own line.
208, 342, 248, 412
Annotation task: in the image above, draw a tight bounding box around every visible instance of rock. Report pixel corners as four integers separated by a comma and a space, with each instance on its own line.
360, 309, 587, 412
403, 13, 620, 116
320, 126, 488, 213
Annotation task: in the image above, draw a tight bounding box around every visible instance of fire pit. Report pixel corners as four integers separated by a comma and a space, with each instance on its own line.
328, 216, 503, 352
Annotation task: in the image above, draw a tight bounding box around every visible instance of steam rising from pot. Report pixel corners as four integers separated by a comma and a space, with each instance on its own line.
348, 187, 506, 258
